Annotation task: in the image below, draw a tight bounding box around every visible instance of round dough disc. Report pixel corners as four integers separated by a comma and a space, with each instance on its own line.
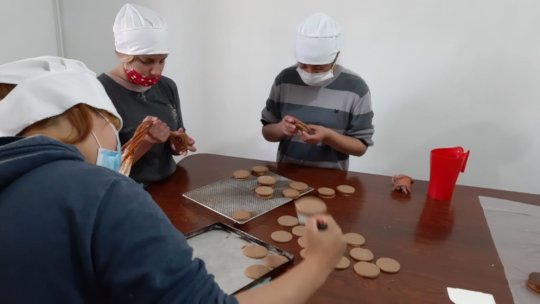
289, 181, 309, 191
231, 210, 251, 221
317, 187, 335, 198
271, 230, 293, 243
257, 175, 276, 187
282, 188, 300, 199
291, 225, 305, 237
255, 186, 274, 199
244, 264, 270, 279
233, 169, 250, 180
277, 215, 299, 227
264, 255, 288, 268
336, 184, 356, 195
242, 244, 268, 259
335, 256, 351, 270
344, 232, 366, 246
297, 236, 307, 248
251, 165, 269, 176
350, 248, 374, 261
353, 261, 380, 278
376, 257, 401, 273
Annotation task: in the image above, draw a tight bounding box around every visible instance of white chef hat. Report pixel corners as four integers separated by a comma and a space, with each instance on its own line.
0, 56, 122, 136
113, 3, 169, 55
295, 13, 342, 65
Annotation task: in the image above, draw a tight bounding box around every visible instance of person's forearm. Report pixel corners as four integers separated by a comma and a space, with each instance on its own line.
262, 124, 286, 142
235, 258, 332, 304
323, 130, 367, 156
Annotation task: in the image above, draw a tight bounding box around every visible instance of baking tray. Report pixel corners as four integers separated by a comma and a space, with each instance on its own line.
185, 222, 294, 294
183, 171, 312, 224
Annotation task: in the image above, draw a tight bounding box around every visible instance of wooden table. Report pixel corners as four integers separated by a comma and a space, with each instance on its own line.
147, 153, 540, 304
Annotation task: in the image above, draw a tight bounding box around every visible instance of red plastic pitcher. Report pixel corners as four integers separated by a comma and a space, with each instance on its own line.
427, 147, 470, 201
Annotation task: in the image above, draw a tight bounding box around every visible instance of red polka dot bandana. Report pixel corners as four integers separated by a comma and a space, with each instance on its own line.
124, 66, 160, 87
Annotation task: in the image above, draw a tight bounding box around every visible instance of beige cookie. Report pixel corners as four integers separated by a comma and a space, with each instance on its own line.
232, 169, 250, 180
335, 256, 351, 270
289, 181, 309, 192
291, 225, 305, 237
271, 230, 293, 243
375, 257, 400, 273
353, 261, 380, 279
242, 244, 268, 259
344, 232, 366, 247
231, 210, 251, 221
255, 186, 274, 199
297, 236, 307, 248
264, 255, 288, 268
257, 175, 276, 187
350, 248, 374, 261
299, 248, 307, 259
244, 264, 271, 279
317, 187, 336, 199
251, 165, 269, 176
336, 184, 356, 196
277, 215, 299, 227
282, 188, 300, 199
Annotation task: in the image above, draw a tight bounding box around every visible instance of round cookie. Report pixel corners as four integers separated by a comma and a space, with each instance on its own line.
353, 261, 380, 279
299, 248, 307, 259
271, 230, 293, 243
277, 215, 299, 227
294, 196, 328, 225
344, 232, 366, 247
255, 186, 274, 199
335, 256, 351, 270
232, 169, 250, 180
231, 210, 251, 221
527, 272, 540, 293
244, 264, 270, 279
291, 225, 305, 237
282, 188, 300, 199
252, 165, 269, 176
376, 257, 400, 273
257, 175, 276, 187
317, 187, 336, 199
242, 244, 268, 259
264, 255, 288, 268
289, 181, 309, 192
297, 236, 307, 248
336, 184, 356, 196
350, 248, 374, 261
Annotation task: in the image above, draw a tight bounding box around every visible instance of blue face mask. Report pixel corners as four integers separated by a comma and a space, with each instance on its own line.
91, 121, 121, 172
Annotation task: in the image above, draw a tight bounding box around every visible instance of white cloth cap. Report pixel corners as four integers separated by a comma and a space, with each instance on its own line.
0, 56, 122, 136
295, 13, 342, 65
113, 3, 169, 55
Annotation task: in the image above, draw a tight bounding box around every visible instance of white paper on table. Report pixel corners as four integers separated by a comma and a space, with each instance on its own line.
447, 287, 495, 304
479, 196, 540, 304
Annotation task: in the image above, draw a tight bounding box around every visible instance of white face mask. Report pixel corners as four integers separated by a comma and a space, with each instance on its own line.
92, 114, 122, 172
296, 66, 335, 86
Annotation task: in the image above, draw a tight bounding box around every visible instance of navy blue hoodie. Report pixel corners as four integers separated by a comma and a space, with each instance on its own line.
0, 136, 237, 304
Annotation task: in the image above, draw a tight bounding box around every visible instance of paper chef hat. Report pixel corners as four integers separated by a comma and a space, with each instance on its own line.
0, 56, 122, 136
113, 3, 169, 55
295, 13, 342, 65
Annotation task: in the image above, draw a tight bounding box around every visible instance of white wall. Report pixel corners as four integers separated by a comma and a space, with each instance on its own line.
0, 0, 59, 62
12, 0, 540, 194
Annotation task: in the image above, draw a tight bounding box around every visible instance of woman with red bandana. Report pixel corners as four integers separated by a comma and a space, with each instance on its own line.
98, 3, 196, 185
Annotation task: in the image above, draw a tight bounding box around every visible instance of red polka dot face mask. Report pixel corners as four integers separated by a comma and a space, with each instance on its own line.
124, 64, 160, 87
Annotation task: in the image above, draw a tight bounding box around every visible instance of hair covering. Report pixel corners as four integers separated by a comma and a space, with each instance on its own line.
0, 56, 122, 136
113, 3, 169, 55
295, 13, 342, 65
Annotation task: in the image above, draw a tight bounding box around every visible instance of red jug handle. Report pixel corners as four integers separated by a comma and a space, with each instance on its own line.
460, 150, 470, 173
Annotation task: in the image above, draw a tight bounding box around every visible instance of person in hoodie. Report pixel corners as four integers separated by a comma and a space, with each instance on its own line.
0, 56, 346, 303
98, 3, 195, 185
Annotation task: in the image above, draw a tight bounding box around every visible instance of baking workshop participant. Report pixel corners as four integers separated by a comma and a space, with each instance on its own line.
0, 56, 346, 303
261, 13, 375, 170
98, 3, 195, 185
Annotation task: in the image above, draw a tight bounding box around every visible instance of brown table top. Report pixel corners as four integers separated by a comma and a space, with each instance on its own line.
147, 153, 540, 304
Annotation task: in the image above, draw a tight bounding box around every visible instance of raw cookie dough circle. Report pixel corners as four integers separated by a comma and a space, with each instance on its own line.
353, 262, 380, 278
255, 186, 274, 199
251, 165, 269, 176
295, 196, 328, 214
317, 187, 336, 199
297, 236, 307, 248
244, 264, 270, 279
350, 248, 374, 261
242, 244, 268, 259
277, 215, 299, 227
336, 184, 356, 196
282, 188, 300, 199
344, 232, 366, 247
257, 175, 276, 187
289, 181, 309, 192
299, 249, 307, 259
264, 255, 288, 268
232, 169, 250, 180
375, 257, 401, 273
335, 256, 351, 270
291, 225, 305, 237
271, 230, 293, 243
231, 210, 251, 221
